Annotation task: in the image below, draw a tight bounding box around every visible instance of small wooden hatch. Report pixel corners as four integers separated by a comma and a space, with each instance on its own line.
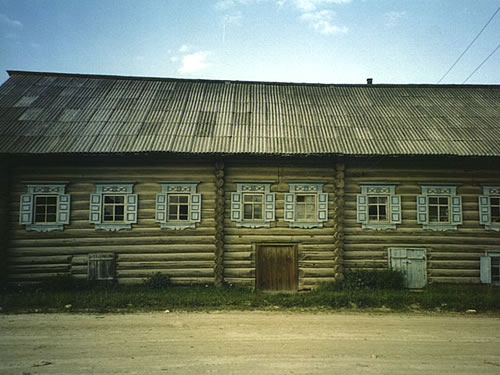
255, 244, 298, 291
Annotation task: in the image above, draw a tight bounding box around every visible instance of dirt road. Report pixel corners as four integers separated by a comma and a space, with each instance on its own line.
1, 311, 499, 374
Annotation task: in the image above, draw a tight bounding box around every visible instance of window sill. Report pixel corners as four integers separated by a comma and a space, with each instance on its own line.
95, 223, 132, 231
361, 223, 396, 230
25, 224, 64, 232
485, 224, 500, 232
236, 222, 271, 228
422, 224, 458, 231
160, 222, 196, 230
288, 221, 323, 229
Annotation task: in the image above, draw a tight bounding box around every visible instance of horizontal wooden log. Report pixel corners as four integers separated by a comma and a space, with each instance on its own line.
299, 268, 335, 277
11, 245, 216, 256
116, 269, 214, 278
428, 269, 478, 277
8, 264, 70, 273
117, 253, 214, 262
8, 255, 71, 264
224, 235, 335, 244
428, 276, 480, 284
118, 277, 214, 285
117, 261, 214, 270
224, 268, 255, 278
429, 260, 479, 269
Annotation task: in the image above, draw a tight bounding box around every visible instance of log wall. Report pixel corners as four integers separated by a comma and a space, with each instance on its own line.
7, 158, 217, 285
344, 158, 500, 284
223, 159, 339, 290
0, 158, 10, 287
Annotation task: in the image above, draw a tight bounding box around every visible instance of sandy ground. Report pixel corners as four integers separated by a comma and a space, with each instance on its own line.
0, 311, 499, 374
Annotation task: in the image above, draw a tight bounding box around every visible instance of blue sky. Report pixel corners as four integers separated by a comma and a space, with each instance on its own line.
0, 0, 499, 85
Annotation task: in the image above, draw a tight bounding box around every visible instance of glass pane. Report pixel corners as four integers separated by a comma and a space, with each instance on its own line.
296, 195, 305, 203
104, 206, 114, 216
170, 196, 180, 204
35, 214, 45, 223
491, 206, 500, 222
104, 196, 114, 203
103, 215, 113, 222
115, 214, 124, 221
429, 197, 438, 204
46, 214, 57, 222
47, 197, 57, 205
36, 206, 46, 215
440, 206, 449, 222
254, 204, 262, 219
429, 206, 438, 222
243, 204, 252, 219
305, 211, 315, 220
115, 206, 124, 215
439, 197, 448, 205
179, 213, 188, 220
491, 197, 500, 206
168, 205, 178, 216
368, 205, 378, 216
115, 196, 124, 204
36, 196, 46, 205
243, 195, 252, 202
378, 197, 387, 204
368, 196, 377, 204
296, 204, 305, 219
179, 196, 189, 204
179, 205, 188, 216
379, 205, 387, 220
304, 195, 315, 203
47, 205, 57, 214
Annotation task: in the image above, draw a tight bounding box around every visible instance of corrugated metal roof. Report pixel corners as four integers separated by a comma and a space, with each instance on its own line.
0, 70, 500, 156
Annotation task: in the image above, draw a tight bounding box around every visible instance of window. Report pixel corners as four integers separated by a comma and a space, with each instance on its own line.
357, 185, 401, 230
168, 194, 190, 221
156, 183, 201, 230
479, 186, 500, 231
89, 183, 137, 231
19, 183, 70, 232
231, 183, 275, 228
480, 252, 500, 285
417, 185, 462, 231
284, 183, 327, 228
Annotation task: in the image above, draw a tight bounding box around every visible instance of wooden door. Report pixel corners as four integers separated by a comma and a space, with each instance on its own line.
256, 245, 297, 291
389, 247, 427, 288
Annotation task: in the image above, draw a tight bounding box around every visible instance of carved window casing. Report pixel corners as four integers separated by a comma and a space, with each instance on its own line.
89, 183, 138, 231
231, 183, 275, 228
479, 186, 500, 232
155, 182, 201, 230
284, 183, 328, 228
19, 183, 70, 232
357, 185, 401, 230
417, 185, 462, 231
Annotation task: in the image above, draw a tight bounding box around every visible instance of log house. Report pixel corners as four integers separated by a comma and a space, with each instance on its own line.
1, 71, 499, 289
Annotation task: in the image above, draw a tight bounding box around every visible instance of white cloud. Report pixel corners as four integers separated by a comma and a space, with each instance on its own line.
170, 56, 179, 63
0, 13, 22, 28
179, 51, 212, 74
179, 44, 192, 53
215, 0, 253, 10
384, 11, 406, 27
301, 10, 347, 34
294, 0, 351, 11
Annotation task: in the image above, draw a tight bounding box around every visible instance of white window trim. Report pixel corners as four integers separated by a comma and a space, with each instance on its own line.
231, 182, 275, 228
89, 183, 137, 231
19, 183, 70, 232
479, 186, 500, 232
417, 185, 462, 231
357, 185, 401, 230
284, 182, 328, 229
155, 182, 201, 230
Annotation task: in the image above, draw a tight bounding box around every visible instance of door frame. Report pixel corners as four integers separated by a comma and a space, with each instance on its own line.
255, 243, 299, 291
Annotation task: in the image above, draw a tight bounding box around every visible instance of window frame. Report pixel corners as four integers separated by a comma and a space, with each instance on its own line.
102, 194, 126, 223
294, 193, 317, 222
19, 183, 70, 232
357, 185, 401, 230
34, 194, 59, 224
167, 193, 191, 222
479, 186, 500, 232
284, 182, 328, 229
428, 195, 450, 224
155, 182, 201, 230
417, 185, 462, 231
89, 183, 138, 231
231, 182, 275, 228
242, 193, 265, 221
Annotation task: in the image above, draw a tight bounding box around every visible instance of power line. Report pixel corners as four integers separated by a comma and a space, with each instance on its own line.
462, 41, 500, 83
437, 5, 500, 83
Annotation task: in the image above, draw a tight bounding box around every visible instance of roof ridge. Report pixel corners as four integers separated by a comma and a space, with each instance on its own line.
6, 70, 500, 88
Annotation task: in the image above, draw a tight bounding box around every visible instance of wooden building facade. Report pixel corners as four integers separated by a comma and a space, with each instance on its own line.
1, 71, 500, 289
